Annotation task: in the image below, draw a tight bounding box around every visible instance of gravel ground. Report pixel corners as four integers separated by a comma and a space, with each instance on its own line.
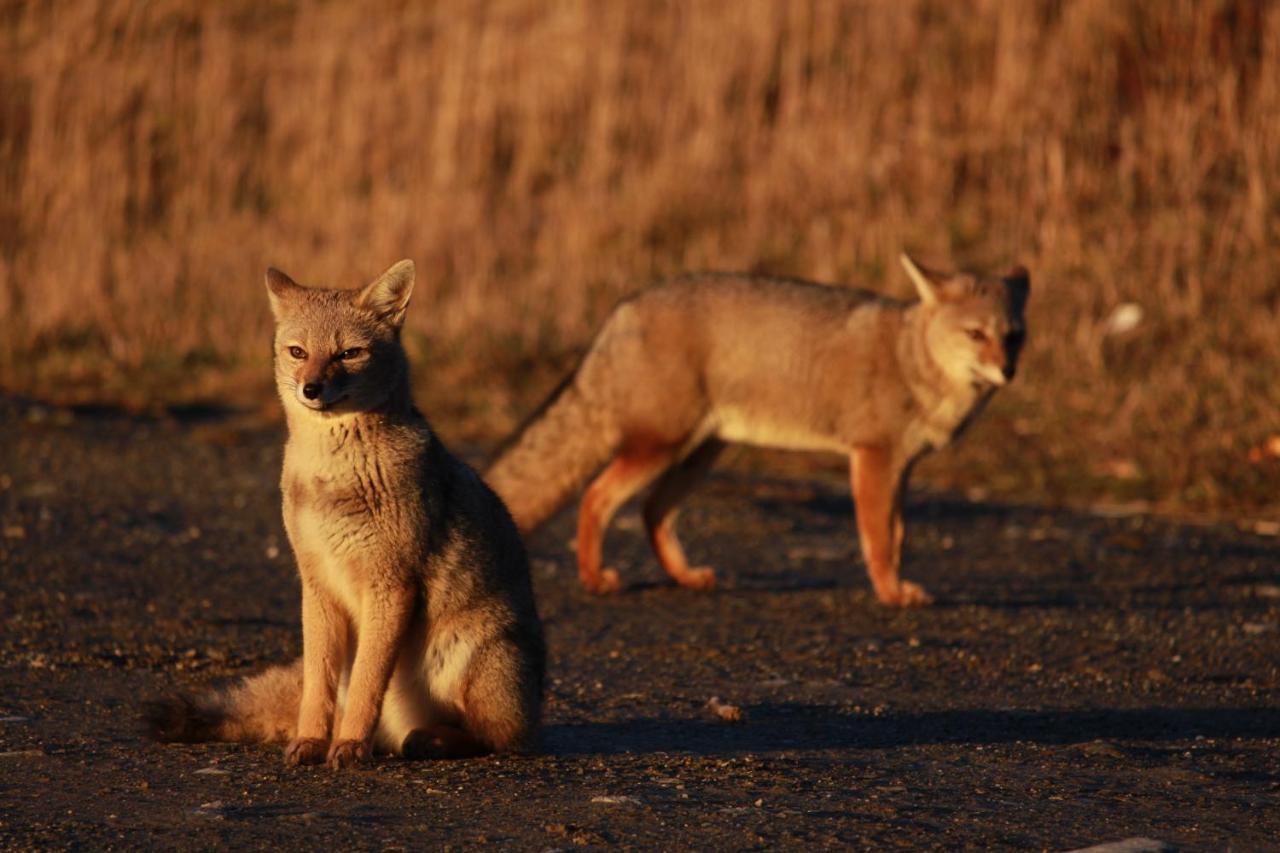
1, 395, 1277, 850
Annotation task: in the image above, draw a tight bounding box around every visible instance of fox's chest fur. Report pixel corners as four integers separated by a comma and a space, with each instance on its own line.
281, 417, 424, 616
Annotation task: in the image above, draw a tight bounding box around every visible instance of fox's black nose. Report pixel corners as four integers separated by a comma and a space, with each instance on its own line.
302, 383, 322, 400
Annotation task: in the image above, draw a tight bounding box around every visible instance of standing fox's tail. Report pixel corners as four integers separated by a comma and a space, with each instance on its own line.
144, 659, 302, 745
486, 372, 620, 533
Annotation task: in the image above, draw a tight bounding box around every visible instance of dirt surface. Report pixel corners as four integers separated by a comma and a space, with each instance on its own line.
1, 394, 1277, 850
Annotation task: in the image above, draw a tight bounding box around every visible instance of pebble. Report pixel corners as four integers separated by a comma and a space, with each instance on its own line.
1067, 839, 1173, 853
590, 795, 642, 806
706, 696, 743, 723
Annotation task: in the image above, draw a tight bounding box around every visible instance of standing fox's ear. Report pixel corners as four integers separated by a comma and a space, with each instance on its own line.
265, 267, 304, 320
357, 259, 415, 329
900, 253, 949, 305
1003, 265, 1031, 313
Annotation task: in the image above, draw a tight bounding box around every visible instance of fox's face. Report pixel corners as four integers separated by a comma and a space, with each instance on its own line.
265, 260, 416, 416
902, 255, 1029, 389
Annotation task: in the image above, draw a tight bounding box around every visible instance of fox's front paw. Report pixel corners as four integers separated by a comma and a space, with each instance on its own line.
327, 738, 371, 769
675, 566, 717, 592
876, 580, 933, 608
583, 566, 621, 596
283, 737, 328, 767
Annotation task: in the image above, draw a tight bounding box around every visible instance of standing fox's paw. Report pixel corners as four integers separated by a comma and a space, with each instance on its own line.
284, 737, 328, 766
582, 567, 622, 595
876, 580, 933, 608
327, 738, 371, 769
673, 566, 717, 592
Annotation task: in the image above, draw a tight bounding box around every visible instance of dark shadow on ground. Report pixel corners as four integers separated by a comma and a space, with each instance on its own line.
543, 705, 1280, 757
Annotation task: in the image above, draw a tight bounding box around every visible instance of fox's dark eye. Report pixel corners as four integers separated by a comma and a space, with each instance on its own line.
338, 347, 364, 361
965, 329, 988, 343
287, 346, 307, 359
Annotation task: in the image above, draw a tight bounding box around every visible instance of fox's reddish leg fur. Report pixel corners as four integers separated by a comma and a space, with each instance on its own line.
286, 575, 348, 766
642, 438, 724, 590
327, 585, 416, 767
576, 440, 678, 594
850, 446, 932, 607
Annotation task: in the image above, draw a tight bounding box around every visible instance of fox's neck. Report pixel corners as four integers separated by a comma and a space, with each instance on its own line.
897, 307, 984, 427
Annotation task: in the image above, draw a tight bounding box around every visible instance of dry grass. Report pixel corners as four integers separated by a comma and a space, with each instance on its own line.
2, 0, 1278, 516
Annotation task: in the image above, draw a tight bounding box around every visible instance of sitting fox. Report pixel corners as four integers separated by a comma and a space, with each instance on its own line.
486, 254, 1028, 607
147, 260, 545, 768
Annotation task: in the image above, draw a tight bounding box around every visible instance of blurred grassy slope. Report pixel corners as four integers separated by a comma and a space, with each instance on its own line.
1, 1, 1278, 516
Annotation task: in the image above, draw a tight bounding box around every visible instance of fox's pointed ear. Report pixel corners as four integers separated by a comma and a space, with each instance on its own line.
1003, 264, 1030, 312
357, 259, 415, 329
265, 267, 303, 320
900, 253, 949, 305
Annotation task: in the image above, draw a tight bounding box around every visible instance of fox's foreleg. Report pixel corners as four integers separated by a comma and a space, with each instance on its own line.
285, 574, 349, 766
327, 582, 416, 768
849, 446, 932, 608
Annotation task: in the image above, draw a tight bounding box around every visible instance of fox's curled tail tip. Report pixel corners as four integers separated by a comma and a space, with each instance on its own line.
141, 693, 220, 743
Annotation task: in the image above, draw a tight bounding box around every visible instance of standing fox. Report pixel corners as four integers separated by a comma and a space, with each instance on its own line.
147, 260, 544, 768
486, 254, 1028, 607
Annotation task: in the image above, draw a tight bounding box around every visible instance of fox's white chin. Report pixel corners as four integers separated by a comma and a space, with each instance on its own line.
971, 365, 1007, 387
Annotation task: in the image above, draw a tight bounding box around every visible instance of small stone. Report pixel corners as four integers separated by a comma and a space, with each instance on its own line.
0, 749, 42, 759
706, 696, 743, 723
590, 795, 642, 806
1067, 839, 1173, 853
1242, 519, 1280, 536
194, 801, 225, 819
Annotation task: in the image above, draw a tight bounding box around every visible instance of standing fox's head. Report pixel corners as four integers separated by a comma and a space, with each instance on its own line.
900, 253, 1029, 390
265, 260, 416, 416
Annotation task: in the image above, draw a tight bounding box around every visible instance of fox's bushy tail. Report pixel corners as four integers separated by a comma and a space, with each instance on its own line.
486, 373, 620, 533
144, 659, 302, 745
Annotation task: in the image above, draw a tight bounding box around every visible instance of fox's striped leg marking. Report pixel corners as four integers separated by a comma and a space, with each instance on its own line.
577, 440, 678, 595
642, 438, 725, 591
849, 447, 931, 608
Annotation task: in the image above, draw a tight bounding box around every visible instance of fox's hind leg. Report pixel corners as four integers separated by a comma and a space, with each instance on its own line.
407, 629, 542, 759
373, 644, 433, 756
642, 438, 725, 591
577, 438, 679, 594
